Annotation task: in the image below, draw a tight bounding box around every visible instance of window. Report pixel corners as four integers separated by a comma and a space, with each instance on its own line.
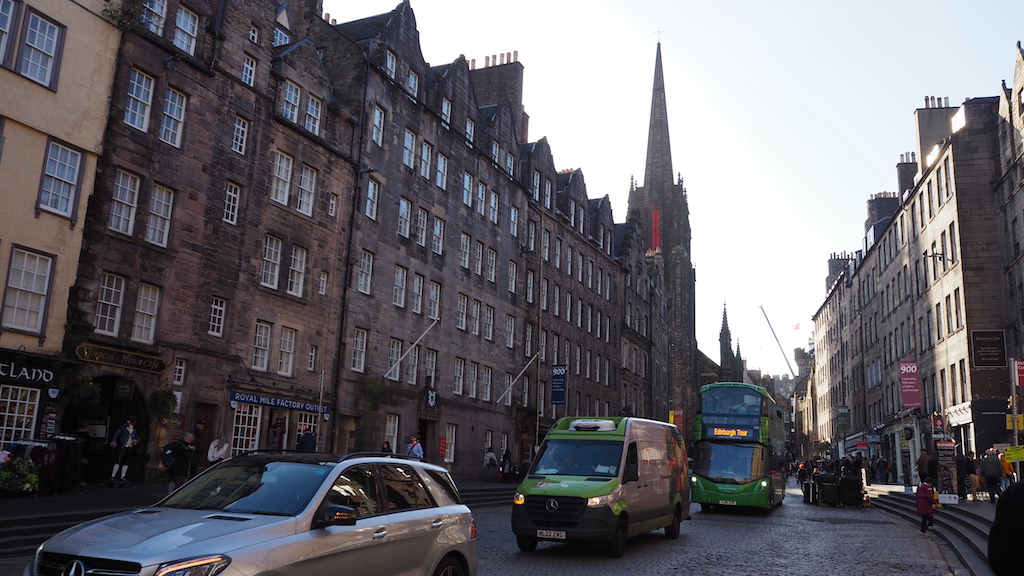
385, 50, 396, 78
460, 234, 471, 268
444, 424, 456, 463
406, 69, 419, 97
476, 183, 485, 215
305, 95, 321, 135
159, 88, 187, 147
465, 118, 475, 147
419, 141, 432, 179
173, 7, 198, 55
427, 281, 441, 320
411, 274, 423, 314
431, 218, 445, 255
508, 261, 517, 293
372, 105, 385, 146
456, 293, 468, 330
453, 358, 465, 395
273, 27, 290, 47
278, 327, 296, 376
484, 305, 494, 340
253, 321, 271, 370
526, 270, 534, 303
358, 250, 373, 294
398, 198, 411, 237
142, 0, 166, 33
0, 0, 14, 62
308, 345, 317, 371
247, 25, 259, 43
0, 385, 40, 445
319, 271, 328, 295
405, 346, 418, 384
462, 173, 473, 207
328, 194, 337, 218
485, 249, 496, 282
241, 56, 256, 86
287, 245, 306, 297
365, 180, 380, 219
351, 328, 367, 372
258, 235, 283, 289
208, 296, 226, 336
416, 209, 428, 245
269, 151, 292, 205
282, 81, 300, 122
95, 273, 125, 336
441, 98, 452, 127
473, 241, 483, 275
231, 117, 248, 154
510, 206, 519, 237
110, 170, 139, 234
470, 300, 480, 335
125, 69, 154, 131
387, 338, 402, 380
504, 374, 513, 406
490, 141, 499, 162
403, 130, 416, 168
297, 165, 316, 216
2, 248, 51, 334
223, 182, 240, 224
18, 10, 63, 88
481, 367, 492, 401
172, 359, 187, 385
506, 315, 515, 348
39, 140, 81, 218
505, 152, 515, 178
145, 185, 174, 246
468, 363, 478, 398
435, 154, 448, 189
131, 283, 160, 343
393, 266, 407, 307
489, 191, 499, 223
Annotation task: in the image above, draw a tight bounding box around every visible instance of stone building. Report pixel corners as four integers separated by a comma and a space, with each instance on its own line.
0, 0, 120, 451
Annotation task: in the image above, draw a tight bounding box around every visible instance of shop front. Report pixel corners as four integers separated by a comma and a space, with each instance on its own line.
225, 380, 331, 456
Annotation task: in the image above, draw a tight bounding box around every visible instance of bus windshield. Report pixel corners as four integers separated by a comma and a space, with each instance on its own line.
700, 386, 765, 416
691, 442, 766, 484
530, 439, 623, 477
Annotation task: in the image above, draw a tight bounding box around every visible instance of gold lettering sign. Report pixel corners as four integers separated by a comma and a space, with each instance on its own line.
75, 343, 166, 373
712, 427, 751, 438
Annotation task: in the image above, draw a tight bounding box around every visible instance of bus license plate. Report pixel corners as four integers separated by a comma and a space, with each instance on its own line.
537, 529, 566, 539
718, 500, 737, 506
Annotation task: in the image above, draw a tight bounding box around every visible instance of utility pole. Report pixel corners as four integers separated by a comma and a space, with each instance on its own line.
760, 305, 796, 378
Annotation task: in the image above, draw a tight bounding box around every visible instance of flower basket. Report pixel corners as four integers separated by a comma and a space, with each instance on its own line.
0, 458, 39, 494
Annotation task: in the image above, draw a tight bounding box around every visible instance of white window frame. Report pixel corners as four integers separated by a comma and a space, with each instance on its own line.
145, 185, 174, 246
305, 95, 322, 135
208, 296, 226, 337
232, 116, 248, 154
253, 320, 271, 370
282, 81, 300, 122
2, 248, 51, 334
297, 165, 316, 216
261, 235, 282, 289
393, 266, 407, 308
39, 140, 81, 218
269, 150, 292, 205
241, 55, 256, 86
358, 250, 373, 294
173, 7, 198, 55
110, 170, 139, 234
287, 245, 307, 297
131, 283, 160, 344
351, 328, 367, 372
398, 198, 411, 237
125, 68, 154, 132
365, 179, 380, 220
223, 181, 240, 224
427, 281, 441, 320
372, 105, 385, 146
95, 272, 125, 336
278, 326, 296, 376
431, 217, 445, 255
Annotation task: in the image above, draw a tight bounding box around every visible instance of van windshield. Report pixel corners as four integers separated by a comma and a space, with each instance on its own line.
530, 439, 622, 477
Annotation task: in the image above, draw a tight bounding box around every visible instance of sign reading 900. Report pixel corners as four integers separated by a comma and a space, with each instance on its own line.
900, 363, 918, 374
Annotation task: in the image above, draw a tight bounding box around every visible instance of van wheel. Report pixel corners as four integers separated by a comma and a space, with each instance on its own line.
606, 517, 628, 558
516, 535, 537, 552
664, 507, 681, 539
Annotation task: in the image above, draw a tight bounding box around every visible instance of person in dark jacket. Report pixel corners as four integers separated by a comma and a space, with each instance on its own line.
981, 449, 1005, 503
165, 432, 195, 494
915, 476, 935, 533
988, 479, 1024, 576
955, 451, 975, 501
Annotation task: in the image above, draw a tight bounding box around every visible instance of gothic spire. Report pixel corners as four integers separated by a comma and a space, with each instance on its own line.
643, 42, 674, 195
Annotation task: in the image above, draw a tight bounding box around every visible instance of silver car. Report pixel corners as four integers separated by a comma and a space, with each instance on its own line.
24, 452, 477, 576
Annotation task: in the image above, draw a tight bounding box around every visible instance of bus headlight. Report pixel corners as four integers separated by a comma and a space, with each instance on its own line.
586, 494, 615, 507
760, 480, 768, 488
690, 476, 697, 483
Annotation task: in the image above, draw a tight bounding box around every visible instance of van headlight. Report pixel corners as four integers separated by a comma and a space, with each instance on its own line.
513, 492, 526, 505
586, 494, 615, 507
156, 556, 231, 576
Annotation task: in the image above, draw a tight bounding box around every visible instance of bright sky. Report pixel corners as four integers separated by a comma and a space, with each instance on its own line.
322, 0, 1024, 378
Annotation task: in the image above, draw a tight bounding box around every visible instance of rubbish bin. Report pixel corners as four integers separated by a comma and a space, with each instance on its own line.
839, 474, 864, 507
816, 473, 839, 506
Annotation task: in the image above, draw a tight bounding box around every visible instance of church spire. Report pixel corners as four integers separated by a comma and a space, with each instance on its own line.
643, 42, 674, 195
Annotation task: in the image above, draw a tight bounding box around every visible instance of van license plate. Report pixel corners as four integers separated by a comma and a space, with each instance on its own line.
537, 529, 566, 539
718, 500, 737, 506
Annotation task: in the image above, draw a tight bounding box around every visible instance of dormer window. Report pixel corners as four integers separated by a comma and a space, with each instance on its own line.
406, 70, 419, 97
441, 98, 452, 128
273, 27, 290, 46
142, 0, 166, 34
248, 25, 259, 43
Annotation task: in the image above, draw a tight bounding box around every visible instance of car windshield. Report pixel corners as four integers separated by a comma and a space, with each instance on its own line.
530, 439, 622, 477
159, 460, 332, 516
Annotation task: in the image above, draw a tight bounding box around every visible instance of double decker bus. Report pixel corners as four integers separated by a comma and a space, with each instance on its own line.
689, 382, 786, 510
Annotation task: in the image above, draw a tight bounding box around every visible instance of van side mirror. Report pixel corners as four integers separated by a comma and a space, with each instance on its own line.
623, 464, 639, 483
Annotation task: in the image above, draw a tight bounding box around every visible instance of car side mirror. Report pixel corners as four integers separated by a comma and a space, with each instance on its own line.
319, 505, 358, 527
623, 464, 639, 483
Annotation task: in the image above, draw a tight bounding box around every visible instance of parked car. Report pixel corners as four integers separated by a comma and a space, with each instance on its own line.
24, 451, 477, 576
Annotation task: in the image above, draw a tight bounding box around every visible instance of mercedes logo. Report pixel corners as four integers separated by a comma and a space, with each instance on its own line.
546, 498, 559, 512
60, 560, 87, 576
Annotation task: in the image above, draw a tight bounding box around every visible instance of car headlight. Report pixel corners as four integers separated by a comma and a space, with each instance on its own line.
586, 494, 615, 507
156, 556, 231, 576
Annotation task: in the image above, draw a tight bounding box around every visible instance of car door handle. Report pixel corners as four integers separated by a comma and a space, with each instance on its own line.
431, 519, 444, 529
372, 528, 388, 540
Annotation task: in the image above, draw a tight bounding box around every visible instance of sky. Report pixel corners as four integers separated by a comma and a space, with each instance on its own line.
321, 0, 1024, 378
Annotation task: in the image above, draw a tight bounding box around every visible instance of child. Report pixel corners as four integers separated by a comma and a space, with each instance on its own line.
916, 476, 936, 532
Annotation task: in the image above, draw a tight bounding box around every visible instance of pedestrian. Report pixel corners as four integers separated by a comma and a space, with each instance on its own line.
955, 450, 974, 501
296, 427, 316, 452
916, 448, 933, 484
981, 449, 1004, 503
915, 476, 935, 533
987, 479, 1024, 576
164, 432, 196, 494
382, 441, 393, 453
484, 446, 497, 482
999, 451, 1014, 490
406, 434, 423, 458
109, 417, 140, 484
502, 447, 513, 476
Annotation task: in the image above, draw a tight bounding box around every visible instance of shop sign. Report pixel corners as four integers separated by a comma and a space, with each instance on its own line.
971, 330, 1007, 368
229, 390, 330, 414
0, 356, 56, 386
75, 343, 166, 373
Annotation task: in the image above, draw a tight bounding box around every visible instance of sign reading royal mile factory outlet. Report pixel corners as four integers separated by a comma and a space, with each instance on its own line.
230, 390, 330, 415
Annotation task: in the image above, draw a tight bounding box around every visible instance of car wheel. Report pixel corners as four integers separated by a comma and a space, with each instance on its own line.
606, 517, 628, 558
432, 556, 465, 576
664, 506, 681, 539
516, 534, 538, 552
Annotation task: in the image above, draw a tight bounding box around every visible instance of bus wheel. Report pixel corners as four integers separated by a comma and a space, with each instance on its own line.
664, 506, 681, 539
516, 535, 537, 552
606, 517, 628, 558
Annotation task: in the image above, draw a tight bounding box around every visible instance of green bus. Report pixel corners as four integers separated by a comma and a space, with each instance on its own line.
689, 382, 786, 510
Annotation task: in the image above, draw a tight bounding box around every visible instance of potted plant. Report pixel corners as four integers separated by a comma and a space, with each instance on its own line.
0, 456, 39, 494
149, 389, 178, 420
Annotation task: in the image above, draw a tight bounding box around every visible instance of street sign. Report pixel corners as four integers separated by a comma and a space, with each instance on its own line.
1005, 445, 1024, 463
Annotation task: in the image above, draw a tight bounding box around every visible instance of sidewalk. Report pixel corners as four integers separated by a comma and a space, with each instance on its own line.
2, 481, 168, 522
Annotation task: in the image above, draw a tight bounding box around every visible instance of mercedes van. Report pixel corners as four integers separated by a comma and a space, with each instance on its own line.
511, 417, 690, 557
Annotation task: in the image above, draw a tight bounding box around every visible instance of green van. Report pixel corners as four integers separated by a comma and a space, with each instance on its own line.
511, 417, 690, 557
